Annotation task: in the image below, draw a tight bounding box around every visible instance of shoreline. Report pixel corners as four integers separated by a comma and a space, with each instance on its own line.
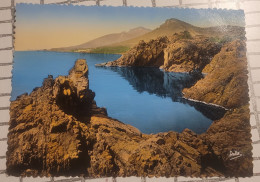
16, 49, 124, 55
7, 59, 252, 177
182, 96, 229, 111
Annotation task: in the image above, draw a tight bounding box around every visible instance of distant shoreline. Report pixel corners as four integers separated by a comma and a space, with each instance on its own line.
14, 49, 124, 55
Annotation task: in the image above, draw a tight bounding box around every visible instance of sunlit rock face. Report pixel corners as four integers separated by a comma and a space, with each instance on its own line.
98, 36, 169, 68
183, 40, 249, 109
182, 40, 252, 177
7, 36, 252, 178
96, 32, 252, 177
5, 60, 220, 177
97, 33, 222, 73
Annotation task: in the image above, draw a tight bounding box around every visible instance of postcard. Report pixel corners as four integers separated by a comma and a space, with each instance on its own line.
7, 4, 252, 178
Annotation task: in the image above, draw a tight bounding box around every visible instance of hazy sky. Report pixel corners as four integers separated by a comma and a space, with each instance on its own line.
15, 4, 245, 51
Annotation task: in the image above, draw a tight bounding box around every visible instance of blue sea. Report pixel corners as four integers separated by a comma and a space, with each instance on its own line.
12, 51, 217, 134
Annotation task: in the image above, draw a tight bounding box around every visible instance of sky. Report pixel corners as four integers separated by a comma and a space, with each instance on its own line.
15, 4, 245, 51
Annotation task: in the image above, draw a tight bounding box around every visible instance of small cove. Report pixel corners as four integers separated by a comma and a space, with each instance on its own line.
12, 51, 225, 134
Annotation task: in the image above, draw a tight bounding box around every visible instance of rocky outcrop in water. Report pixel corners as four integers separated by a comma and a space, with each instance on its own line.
183, 39, 252, 176
97, 32, 222, 72
183, 40, 248, 109
7, 59, 105, 176
98, 36, 169, 67
7, 56, 252, 177
96, 33, 252, 176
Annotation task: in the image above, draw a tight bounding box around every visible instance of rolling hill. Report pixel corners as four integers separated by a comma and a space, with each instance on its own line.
51, 18, 245, 53
51, 27, 151, 52
112, 18, 245, 47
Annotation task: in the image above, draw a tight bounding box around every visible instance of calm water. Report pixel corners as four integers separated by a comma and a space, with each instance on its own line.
12, 51, 221, 134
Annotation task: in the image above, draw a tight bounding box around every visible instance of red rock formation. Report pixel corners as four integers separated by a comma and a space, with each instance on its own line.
100, 36, 169, 67
7, 50, 252, 177
205, 105, 252, 177
182, 40, 252, 176
97, 32, 222, 73
183, 40, 248, 109
96, 34, 252, 177
163, 35, 221, 72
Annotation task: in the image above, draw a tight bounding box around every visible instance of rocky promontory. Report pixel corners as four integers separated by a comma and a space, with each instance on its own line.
7, 55, 252, 177
95, 32, 252, 177
97, 32, 222, 73
182, 40, 252, 176
183, 40, 248, 109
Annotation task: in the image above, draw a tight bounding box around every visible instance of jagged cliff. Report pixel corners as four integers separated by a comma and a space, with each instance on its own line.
7, 59, 251, 177
98, 36, 169, 67
183, 40, 248, 109
95, 32, 252, 177
6, 60, 220, 177
97, 32, 222, 72
182, 40, 252, 176
97, 32, 248, 110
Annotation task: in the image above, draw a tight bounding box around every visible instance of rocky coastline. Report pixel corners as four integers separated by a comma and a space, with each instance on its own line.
95, 32, 252, 176
96, 32, 222, 73
7, 32, 252, 177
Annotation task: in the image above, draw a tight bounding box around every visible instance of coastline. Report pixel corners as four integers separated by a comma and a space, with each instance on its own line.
182, 96, 229, 111
7, 59, 252, 177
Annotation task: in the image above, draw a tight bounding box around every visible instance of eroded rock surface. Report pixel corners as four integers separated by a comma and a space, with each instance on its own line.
99, 36, 169, 68
182, 40, 252, 176
7, 56, 252, 177
95, 32, 252, 177
205, 105, 252, 177
183, 40, 248, 109
97, 32, 222, 73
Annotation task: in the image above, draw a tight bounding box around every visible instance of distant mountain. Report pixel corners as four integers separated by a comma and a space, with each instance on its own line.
51, 27, 151, 51
115, 19, 201, 47
113, 18, 245, 47
51, 18, 245, 53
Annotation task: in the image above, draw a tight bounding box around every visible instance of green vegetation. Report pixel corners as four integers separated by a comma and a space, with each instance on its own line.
178, 31, 193, 39
89, 46, 130, 54
209, 36, 233, 44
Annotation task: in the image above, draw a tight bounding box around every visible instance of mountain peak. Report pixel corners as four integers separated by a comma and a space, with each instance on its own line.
163, 18, 189, 26
128, 27, 151, 33
53, 27, 151, 50
158, 18, 194, 30
165, 18, 181, 23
